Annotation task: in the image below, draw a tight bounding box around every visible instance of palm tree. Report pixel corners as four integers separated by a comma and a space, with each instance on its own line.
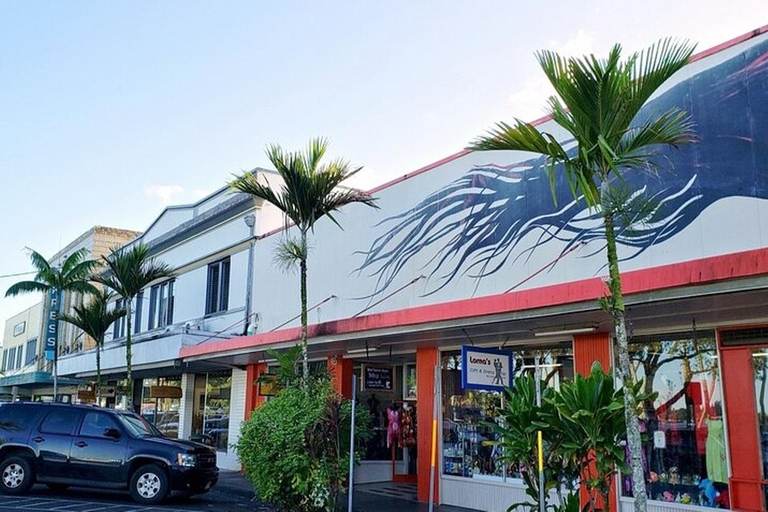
93, 243, 173, 410
5, 248, 99, 400
469, 39, 697, 512
60, 289, 126, 403
230, 138, 378, 382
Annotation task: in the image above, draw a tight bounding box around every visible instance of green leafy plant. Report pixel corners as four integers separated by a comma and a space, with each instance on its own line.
236, 380, 370, 512
485, 374, 582, 512
231, 138, 378, 383
545, 362, 655, 512
470, 39, 697, 512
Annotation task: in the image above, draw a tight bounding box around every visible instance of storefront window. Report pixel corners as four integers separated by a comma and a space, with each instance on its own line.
441, 346, 573, 481
140, 377, 181, 439
625, 332, 729, 508
752, 349, 768, 508
355, 364, 407, 462
193, 371, 231, 451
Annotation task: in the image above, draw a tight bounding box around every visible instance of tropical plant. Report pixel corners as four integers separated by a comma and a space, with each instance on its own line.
230, 138, 377, 382
93, 243, 173, 409
5, 248, 99, 398
60, 289, 126, 402
485, 373, 582, 512
545, 363, 655, 512
469, 39, 697, 512
236, 379, 371, 512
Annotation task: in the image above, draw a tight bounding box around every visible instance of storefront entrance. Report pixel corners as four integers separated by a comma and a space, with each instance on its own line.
720, 328, 768, 512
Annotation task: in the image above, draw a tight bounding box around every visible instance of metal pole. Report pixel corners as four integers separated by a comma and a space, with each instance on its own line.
243, 215, 256, 336
348, 375, 357, 512
535, 353, 545, 512
428, 364, 440, 512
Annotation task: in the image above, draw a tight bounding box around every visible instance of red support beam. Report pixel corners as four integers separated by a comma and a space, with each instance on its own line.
328, 354, 353, 399
573, 333, 618, 512
416, 346, 439, 504
245, 363, 267, 419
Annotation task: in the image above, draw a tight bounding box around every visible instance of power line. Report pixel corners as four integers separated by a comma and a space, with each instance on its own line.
0, 271, 36, 279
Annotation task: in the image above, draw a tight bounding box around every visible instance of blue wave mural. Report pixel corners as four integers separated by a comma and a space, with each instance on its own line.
357, 38, 768, 297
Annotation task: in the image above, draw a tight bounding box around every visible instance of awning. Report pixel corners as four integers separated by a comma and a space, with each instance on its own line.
0, 371, 82, 389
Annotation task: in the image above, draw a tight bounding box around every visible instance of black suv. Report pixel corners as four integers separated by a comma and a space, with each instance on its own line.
0, 402, 218, 504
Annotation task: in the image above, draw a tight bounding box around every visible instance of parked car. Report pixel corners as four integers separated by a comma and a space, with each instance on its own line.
0, 402, 218, 504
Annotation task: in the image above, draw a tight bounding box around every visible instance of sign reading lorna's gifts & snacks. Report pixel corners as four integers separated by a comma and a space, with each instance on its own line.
461, 346, 514, 391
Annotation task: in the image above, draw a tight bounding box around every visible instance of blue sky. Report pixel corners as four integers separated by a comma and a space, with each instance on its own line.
1, 1, 766, 329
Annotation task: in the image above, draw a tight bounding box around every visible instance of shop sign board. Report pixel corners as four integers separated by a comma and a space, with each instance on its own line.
364, 365, 394, 391
461, 346, 514, 391
78, 390, 96, 403
44, 289, 60, 361
258, 374, 278, 396
99, 386, 117, 397
149, 386, 183, 399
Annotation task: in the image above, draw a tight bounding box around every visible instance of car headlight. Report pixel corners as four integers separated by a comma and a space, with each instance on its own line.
177, 453, 197, 468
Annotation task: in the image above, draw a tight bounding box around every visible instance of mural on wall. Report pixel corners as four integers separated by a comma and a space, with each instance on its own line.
357, 38, 768, 297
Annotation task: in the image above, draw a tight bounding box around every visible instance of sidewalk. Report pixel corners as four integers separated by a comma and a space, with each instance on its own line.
215, 473, 478, 512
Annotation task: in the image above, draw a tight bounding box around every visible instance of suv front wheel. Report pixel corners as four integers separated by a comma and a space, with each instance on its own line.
0, 456, 34, 495
130, 464, 168, 505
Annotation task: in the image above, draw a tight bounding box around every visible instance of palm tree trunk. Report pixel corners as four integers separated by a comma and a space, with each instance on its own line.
602, 186, 648, 512
96, 336, 102, 404
125, 298, 134, 410
300, 230, 309, 384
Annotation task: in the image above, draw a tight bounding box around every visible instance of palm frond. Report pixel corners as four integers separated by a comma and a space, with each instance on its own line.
273, 237, 308, 273
60, 248, 91, 275
27, 249, 52, 275
5, 280, 50, 297
616, 108, 697, 167
629, 38, 697, 114
96, 243, 174, 299
60, 289, 126, 346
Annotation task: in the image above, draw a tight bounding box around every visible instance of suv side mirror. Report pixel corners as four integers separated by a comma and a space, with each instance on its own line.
104, 428, 122, 440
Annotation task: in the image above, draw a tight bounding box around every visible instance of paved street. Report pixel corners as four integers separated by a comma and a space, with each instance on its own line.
0, 472, 265, 512
0, 475, 476, 512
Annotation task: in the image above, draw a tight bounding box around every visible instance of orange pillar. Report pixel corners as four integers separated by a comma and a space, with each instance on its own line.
720, 346, 764, 512
328, 354, 354, 399
245, 363, 267, 419
573, 333, 618, 512
416, 346, 439, 504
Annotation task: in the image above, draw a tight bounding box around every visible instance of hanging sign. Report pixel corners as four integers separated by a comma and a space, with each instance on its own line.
44, 289, 60, 361
461, 346, 515, 391
149, 386, 183, 399
364, 365, 394, 391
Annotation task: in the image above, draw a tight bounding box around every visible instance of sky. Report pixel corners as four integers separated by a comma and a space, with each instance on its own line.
1, 1, 767, 333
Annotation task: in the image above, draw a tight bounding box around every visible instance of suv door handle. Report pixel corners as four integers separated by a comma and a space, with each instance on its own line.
32, 437, 44, 443
75, 441, 88, 448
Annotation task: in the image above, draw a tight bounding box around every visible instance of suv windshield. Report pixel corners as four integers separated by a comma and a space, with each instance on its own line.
116, 412, 163, 438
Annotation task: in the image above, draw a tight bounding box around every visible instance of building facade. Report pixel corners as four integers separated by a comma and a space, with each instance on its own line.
57, 170, 285, 470
177, 26, 768, 512
41, 25, 768, 512
0, 226, 139, 401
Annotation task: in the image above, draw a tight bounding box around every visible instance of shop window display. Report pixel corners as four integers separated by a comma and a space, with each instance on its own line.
140, 377, 181, 439
193, 371, 231, 451
624, 332, 730, 508
441, 346, 573, 481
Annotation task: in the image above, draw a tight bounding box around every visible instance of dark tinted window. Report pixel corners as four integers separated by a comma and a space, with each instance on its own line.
39, 408, 81, 435
79, 412, 119, 438
0, 405, 44, 431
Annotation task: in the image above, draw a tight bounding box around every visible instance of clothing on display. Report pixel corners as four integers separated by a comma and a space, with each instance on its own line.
705, 418, 727, 483
387, 406, 400, 448
399, 404, 416, 448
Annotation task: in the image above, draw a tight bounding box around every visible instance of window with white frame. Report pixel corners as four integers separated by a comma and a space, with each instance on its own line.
135, 290, 144, 334
15, 347, 22, 369
148, 280, 174, 329
205, 258, 230, 315
25, 338, 37, 366
2, 350, 7, 372
113, 298, 126, 339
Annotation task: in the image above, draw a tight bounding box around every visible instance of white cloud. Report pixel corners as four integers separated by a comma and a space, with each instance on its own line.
505, 29, 599, 122
144, 184, 186, 205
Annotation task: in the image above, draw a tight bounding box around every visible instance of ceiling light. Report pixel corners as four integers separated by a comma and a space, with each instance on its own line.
347, 346, 379, 355
533, 325, 598, 337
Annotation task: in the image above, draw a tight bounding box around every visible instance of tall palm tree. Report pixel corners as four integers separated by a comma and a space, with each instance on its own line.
5, 248, 99, 399
60, 289, 126, 403
469, 39, 697, 512
93, 243, 173, 410
230, 138, 378, 382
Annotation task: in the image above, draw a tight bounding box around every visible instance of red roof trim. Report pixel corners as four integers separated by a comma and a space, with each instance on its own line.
180, 247, 768, 359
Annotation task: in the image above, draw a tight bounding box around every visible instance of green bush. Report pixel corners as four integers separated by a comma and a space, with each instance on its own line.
236, 380, 370, 512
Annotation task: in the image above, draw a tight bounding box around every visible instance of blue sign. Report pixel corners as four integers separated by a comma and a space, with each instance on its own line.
461, 346, 514, 391
44, 289, 60, 361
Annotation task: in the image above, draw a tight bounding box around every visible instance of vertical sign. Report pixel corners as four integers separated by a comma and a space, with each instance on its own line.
461, 346, 514, 391
45, 289, 59, 361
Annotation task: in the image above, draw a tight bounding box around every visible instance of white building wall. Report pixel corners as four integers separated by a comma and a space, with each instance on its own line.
218, 367, 247, 470
178, 373, 195, 441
